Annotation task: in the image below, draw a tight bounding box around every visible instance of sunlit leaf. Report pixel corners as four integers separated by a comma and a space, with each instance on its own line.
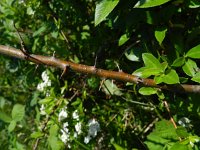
182, 59, 198, 77
189, 0, 200, 8
95, 0, 119, 26
142, 53, 163, 69
134, 0, 172, 8
155, 70, 179, 84
12, 104, 25, 122
31, 132, 44, 138
139, 87, 158, 95
155, 28, 167, 45
118, 34, 129, 46
176, 127, 189, 138
186, 44, 200, 59
0, 111, 12, 123
8, 120, 16, 132
191, 72, 200, 83
172, 57, 185, 67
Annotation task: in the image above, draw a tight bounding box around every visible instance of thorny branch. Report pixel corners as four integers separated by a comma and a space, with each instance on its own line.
0, 45, 200, 94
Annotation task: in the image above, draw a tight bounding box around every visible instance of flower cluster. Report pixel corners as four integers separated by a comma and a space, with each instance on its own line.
37, 71, 51, 92
84, 118, 100, 144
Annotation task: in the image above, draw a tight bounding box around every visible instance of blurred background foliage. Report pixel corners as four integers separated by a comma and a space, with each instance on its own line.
0, 0, 200, 149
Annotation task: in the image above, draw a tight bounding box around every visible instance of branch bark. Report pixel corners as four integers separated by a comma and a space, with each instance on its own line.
0, 45, 200, 94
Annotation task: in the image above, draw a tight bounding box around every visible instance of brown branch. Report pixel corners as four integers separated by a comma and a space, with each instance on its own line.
0, 45, 200, 94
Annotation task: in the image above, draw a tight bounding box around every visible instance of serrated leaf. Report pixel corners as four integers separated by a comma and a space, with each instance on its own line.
155, 28, 167, 45
118, 34, 129, 46
0, 111, 12, 123
139, 87, 158, 95
134, 0, 172, 8
31, 132, 44, 138
186, 44, 200, 59
145, 120, 179, 150
176, 127, 189, 138
172, 57, 185, 67
170, 143, 188, 150
95, 0, 119, 26
8, 120, 16, 132
142, 53, 162, 69
12, 104, 25, 122
191, 72, 200, 83
182, 59, 198, 77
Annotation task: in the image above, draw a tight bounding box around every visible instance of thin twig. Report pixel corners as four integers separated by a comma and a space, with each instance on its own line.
0, 45, 200, 94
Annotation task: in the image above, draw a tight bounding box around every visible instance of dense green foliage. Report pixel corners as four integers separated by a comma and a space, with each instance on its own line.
0, 0, 200, 149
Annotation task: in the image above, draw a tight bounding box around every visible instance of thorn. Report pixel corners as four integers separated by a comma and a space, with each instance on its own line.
34, 64, 39, 75
99, 79, 105, 91
114, 61, 122, 72
14, 23, 29, 56
60, 65, 70, 79
94, 54, 98, 68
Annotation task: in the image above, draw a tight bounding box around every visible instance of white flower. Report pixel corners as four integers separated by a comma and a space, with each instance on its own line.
58, 108, 68, 121
178, 117, 191, 128
63, 122, 69, 132
72, 110, 79, 120
84, 118, 100, 144
75, 122, 82, 135
40, 104, 46, 115
74, 132, 78, 138
37, 71, 51, 92
84, 135, 91, 144
60, 131, 70, 144
88, 118, 100, 138
60, 122, 70, 144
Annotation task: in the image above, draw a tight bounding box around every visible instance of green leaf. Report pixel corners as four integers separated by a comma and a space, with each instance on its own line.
8, 120, 16, 132
95, 0, 119, 26
145, 120, 179, 150
48, 124, 64, 150
0, 111, 12, 123
33, 24, 47, 37
191, 72, 200, 83
186, 44, 200, 59
155, 28, 167, 45
12, 104, 25, 122
170, 143, 188, 150
39, 97, 54, 104
112, 143, 125, 150
142, 53, 162, 69
139, 87, 158, 95
172, 57, 185, 67
182, 59, 198, 77
134, 0, 172, 8
162, 69, 180, 84
125, 48, 140, 62
118, 34, 129, 46
133, 67, 163, 78
189, 0, 200, 8
176, 127, 189, 138
155, 70, 180, 84
31, 132, 44, 138
102, 79, 123, 96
